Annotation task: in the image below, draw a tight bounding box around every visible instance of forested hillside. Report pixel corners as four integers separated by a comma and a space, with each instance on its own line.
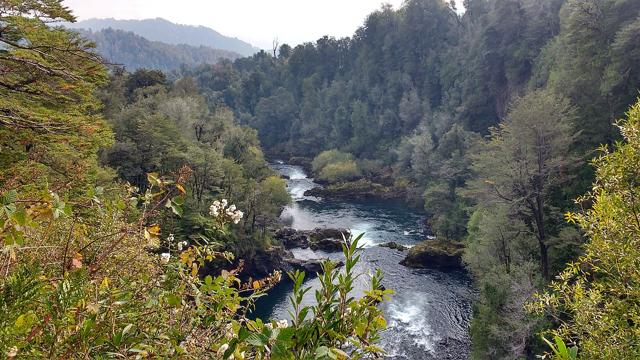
79, 28, 240, 71
0, 2, 389, 358
66, 17, 259, 56
2, 0, 640, 359
174, 0, 640, 358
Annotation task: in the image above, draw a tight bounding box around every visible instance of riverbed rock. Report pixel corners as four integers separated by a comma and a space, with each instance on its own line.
275, 227, 350, 252
285, 258, 344, 274
400, 240, 465, 269
240, 246, 293, 278
275, 227, 309, 248
379, 242, 409, 252
239, 245, 345, 279
310, 237, 344, 252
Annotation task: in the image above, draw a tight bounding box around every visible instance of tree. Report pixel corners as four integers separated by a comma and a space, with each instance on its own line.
124, 68, 167, 98
534, 99, 640, 359
468, 90, 578, 280
0, 0, 112, 194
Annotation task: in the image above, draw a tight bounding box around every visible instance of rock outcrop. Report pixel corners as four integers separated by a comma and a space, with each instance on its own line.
379, 242, 409, 251
275, 227, 350, 252
240, 245, 344, 279
285, 258, 344, 274
400, 240, 464, 269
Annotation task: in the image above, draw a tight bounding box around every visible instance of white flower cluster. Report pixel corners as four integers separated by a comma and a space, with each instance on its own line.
265, 319, 289, 330
209, 199, 244, 224
167, 233, 188, 251
177, 240, 188, 251
160, 252, 171, 264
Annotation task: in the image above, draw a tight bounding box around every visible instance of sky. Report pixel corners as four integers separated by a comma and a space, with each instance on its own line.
63, 0, 464, 50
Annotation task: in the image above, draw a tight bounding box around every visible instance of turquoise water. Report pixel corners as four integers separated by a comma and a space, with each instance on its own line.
253, 163, 474, 359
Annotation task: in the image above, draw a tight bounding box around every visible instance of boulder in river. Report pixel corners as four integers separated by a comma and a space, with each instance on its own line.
400, 240, 465, 269
285, 258, 344, 274
240, 245, 344, 279
310, 237, 344, 252
379, 242, 409, 252
240, 246, 293, 278
275, 227, 350, 252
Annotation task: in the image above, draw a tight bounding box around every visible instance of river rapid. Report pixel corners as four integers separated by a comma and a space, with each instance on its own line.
253, 163, 474, 359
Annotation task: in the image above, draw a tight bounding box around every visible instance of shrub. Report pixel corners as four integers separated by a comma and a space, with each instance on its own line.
0, 171, 390, 358
532, 99, 640, 359
311, 150, 354, 173
318, 160, 362, 182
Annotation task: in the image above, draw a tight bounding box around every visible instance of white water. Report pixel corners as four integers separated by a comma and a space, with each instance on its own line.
256, 163, 474, 359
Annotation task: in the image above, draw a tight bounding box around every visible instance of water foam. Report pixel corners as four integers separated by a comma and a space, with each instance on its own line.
386, 294, 439, 354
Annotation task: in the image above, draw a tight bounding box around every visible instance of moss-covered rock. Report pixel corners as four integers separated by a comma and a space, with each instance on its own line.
400, 240, 465, 269
379, 242, 409, 251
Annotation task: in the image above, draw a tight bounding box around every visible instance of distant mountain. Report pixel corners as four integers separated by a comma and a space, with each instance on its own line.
66, 18, 260, 57
78, 28, 241, 72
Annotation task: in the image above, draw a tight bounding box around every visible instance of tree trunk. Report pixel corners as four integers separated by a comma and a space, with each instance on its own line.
534, 194, 549, 280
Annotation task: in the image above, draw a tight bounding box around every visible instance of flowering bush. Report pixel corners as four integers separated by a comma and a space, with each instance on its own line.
210, 199, 244, 225
0, 171, 390, 358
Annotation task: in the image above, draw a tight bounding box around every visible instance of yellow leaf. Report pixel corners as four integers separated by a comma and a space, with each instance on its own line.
176, 183, 186, 194
191, 264, 198, 277
331, 348, 348, 360
86, 303, 99, 314
100, 277, 109, 289
147, 224, 161, 236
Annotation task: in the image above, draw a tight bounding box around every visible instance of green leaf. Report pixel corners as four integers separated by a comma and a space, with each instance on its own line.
0, 190, 17, 205
165, 293, 181, 307
223, 339, 238, 358
246, 333, 269, 346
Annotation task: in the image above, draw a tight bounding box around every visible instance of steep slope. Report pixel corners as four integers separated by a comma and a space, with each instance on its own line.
66, 17, 259, 56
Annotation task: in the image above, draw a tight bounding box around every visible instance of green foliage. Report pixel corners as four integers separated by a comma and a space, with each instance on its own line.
0, 181, 388, 358
251, 234, 391, 359
467, 90, 578, 279
100, 69, 289, 253
0, 4, 391, 358
542, 336, 578, 360
463, 90, 582, 358
0, 0, 113, 194
312, 150, 361, 183
533, 99, 640, 359
318, 160, 362, 183
311, 150, 355, 173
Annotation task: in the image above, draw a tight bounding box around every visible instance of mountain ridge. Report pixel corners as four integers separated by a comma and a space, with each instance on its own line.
77, 28, 241, 71
65, 17, 260, 57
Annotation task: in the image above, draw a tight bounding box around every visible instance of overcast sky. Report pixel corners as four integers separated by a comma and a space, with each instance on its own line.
63, 0, 464, 50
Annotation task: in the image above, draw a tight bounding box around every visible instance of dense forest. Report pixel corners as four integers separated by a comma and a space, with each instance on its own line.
0, 2, 389, 358
79, 28, 240, 71
173, 0, 640, 358
1, 0, 640, 359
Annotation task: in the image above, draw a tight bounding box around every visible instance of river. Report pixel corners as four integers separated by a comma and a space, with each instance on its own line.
253, 163, 474, 359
